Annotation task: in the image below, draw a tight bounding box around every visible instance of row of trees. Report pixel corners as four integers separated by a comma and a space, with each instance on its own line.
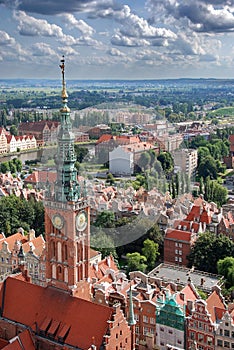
199, 176, 228, 207
0, 158, 22, 174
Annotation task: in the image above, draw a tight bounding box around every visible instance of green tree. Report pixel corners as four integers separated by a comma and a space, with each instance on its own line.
188, 232, 234, 274
157, 152, 174, 175
91, 228, 117, 260
0, 162, 10, 174
142, 239, 159, 270
95, 210, 115, 228
197, 156, 217, 179
10, 125, 18, 136
106, 172, 115, 185
12, 158, 22, 172
126, 252, 147, 274
74, 145, 89, 163
8, 160, 17, 174
138, 152, 151, 172
217, 257, 234, 289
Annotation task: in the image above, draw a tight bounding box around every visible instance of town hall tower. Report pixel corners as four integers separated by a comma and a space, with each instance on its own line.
44, 57, 90, 295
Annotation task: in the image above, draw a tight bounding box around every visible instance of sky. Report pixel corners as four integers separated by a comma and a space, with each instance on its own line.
0, 0, 234, 80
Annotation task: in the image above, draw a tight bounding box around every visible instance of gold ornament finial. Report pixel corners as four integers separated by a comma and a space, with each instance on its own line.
59, 55, 68, 99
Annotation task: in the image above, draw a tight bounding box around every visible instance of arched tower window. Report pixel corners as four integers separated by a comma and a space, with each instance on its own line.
51, 241, 55, 259
64, 267, 68, 283
57, 265, 63, 281
57, 242, 62, 262
52, 264, 56, 279
63, 243, 68, 261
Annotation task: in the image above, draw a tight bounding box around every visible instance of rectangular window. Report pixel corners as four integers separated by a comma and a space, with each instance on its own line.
179, 257, 182, 262
144, 327, 148, 335
198, 333, 203, 342
190, 332, 195, 340
217, 339, 223, 347
207, 336, 212, 345
175, 249, 178, 254
175, 257, 178, 261
225, 330, 230, 337
143, 316, 148, 323
135, 326, 139, 334
224, 341, 230, 348
150, 317, 155, 324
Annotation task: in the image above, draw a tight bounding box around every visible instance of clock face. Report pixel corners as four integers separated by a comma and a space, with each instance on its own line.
76, 211, 87, 231
52, 214, 64, 230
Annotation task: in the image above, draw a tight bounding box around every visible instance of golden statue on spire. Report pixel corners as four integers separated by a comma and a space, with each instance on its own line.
59, 55, 68, 99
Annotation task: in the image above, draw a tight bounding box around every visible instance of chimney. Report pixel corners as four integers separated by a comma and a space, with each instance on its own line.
200, 278, 205, 286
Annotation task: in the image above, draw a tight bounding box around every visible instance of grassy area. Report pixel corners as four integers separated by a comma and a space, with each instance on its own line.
210, 107, 234, 116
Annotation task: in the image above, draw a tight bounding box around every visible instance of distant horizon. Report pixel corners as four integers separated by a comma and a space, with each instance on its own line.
1, 77, 234, 82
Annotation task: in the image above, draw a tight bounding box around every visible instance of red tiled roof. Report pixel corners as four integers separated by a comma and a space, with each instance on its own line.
90, 256, 119, 281
176, 284, 199, 306
0, 233, 27, 251
0, 339, 8, 349
96, 134, 113, 144
0, 277, 113, 350
206, 289, 226, 323
22, 235, 45, 256
165, 228, 192, 242
24, 171, 57, 184
1, 329, 35, 350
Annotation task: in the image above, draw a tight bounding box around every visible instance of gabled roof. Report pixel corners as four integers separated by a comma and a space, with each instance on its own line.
206, 289, 226, 323
0, 277, 113, 350
22, 235, 45, 257
0, 232, 27, 251
176, 283, 199, 307
90, 256, 119, 281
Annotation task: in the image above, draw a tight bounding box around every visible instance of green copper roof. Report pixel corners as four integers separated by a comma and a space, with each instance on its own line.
156, 294, 185, 331
54, 57, 81, 203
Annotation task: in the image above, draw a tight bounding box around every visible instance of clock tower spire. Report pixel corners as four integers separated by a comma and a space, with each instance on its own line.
44, 57, 90, 297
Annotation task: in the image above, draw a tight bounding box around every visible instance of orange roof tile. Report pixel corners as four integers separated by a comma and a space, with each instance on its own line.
0, 233, 27, 251
22, 235, 45, 256
206, 289, 226, 322
0, 277, 113, 350
165, 228, 192, 242
96, 134, 113, 144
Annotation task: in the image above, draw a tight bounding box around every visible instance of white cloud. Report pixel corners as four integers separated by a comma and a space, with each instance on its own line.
31, 42, 57, 56
14, 10, 64, 37
62, 14, 95, 36
0, 30, 15, 45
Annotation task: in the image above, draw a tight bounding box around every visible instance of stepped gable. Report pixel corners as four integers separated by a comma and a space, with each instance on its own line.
0, 277, 113, 350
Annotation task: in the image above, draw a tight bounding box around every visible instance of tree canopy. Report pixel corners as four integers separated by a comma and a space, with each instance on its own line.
0, 196, 44, 236
188, 232, 234, 274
